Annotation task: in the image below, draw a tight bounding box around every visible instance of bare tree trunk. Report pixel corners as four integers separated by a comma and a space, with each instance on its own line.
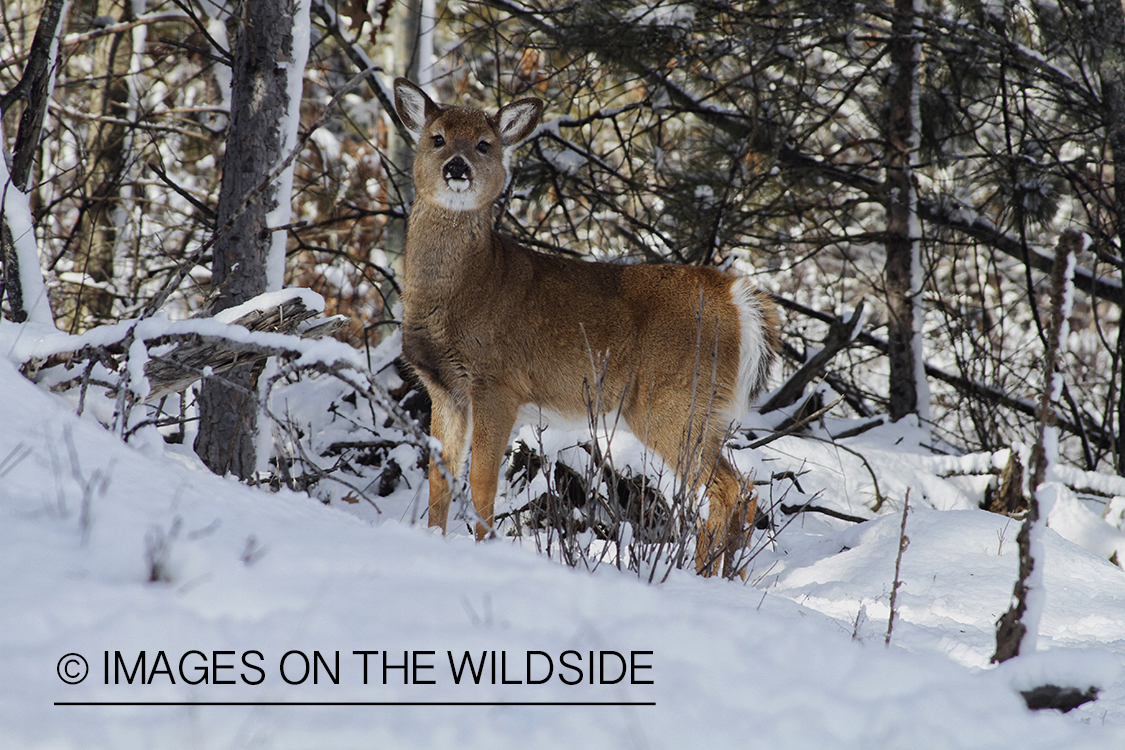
66, 0, 138, 332
883, 0, 928, 423
1091, 0, 1125, 475
386, 0, 434, 270
0, 0, 68, 191
194, 0, 302, 479
0, 0, 67, 325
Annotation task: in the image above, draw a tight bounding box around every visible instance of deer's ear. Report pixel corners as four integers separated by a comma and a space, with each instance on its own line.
394, 78, 441, 141
497, 98, 543, 147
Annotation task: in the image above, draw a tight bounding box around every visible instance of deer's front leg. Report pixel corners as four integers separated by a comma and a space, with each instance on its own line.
467, 392, 519, 540
427, 389, 470, 532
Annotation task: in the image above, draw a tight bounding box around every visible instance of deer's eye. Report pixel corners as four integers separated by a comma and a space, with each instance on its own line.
477, 141, 491, 154
432, 134, 445, 148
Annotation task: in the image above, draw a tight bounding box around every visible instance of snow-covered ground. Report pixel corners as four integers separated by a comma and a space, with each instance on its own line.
4, 321, 1125, 749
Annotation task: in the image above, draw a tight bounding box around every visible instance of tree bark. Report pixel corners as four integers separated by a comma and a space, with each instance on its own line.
1, 0, 69, 190
0, 0, 67, 325
993, 231, 1077, 663
66, 1, 137, 331
194, 0, 301, 479
386, 0, 434, 287
1090, 0, 1125, 475
884, 0, 927, 422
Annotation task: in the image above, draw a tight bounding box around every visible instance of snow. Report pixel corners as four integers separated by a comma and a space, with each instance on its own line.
542, 146, 588, 176
903, 18, 930, 429
211, 287, 326, 324
266, 0, 312, 482
415, 0, 437, 89
623, 2, 696, 27
0, 121, 55, 326
1, 310, 357, 375
4, 339, 1125, 746
266, 0, 310, 293
1015, 238, 1081, 656
1020, 484, 1054, 655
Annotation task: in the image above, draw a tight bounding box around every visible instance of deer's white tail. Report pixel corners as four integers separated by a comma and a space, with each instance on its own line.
728, 278, 778, 424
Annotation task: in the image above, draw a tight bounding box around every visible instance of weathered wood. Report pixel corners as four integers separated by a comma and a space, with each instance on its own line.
985, 449, 1027, 516
993, 231, 1077, 664
145, 299, 345, 402
32, 296, 345, 402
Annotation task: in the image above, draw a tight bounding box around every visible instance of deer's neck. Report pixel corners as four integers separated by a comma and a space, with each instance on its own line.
398, 199, 499, 317
404, 203, 498, 281
407, 202, 494, 251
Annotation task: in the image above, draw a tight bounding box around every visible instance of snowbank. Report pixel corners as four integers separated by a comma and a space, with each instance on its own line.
2, 354, 1125, 748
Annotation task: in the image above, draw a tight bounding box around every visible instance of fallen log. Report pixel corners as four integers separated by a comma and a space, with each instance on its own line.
24, 291, 347, 402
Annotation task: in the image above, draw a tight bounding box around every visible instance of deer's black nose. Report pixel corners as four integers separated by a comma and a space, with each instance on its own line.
443, 157, 470, 181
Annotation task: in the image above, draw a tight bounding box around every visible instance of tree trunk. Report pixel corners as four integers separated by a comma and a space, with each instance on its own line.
1090, 0, 1125, 475
883, 0, 928, 423
194, 0, 303, 479
0, 0, 67, 325
66, 0, 137, 332
386, 0, 434, 272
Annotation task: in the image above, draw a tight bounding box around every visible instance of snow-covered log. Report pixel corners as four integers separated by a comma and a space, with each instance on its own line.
22, 290, 345, 404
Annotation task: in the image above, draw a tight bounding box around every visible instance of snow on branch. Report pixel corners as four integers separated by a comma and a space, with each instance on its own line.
19, 289, 347, 404
1, 145, 54, 326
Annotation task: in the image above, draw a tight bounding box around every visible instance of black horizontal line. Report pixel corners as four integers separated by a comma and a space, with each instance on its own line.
55, 701, 655, 707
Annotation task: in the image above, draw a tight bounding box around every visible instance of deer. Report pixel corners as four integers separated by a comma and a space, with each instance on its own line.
393, 78, 780, 576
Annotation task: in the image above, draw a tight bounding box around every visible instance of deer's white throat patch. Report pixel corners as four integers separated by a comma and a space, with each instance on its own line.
435, 183, 480, 211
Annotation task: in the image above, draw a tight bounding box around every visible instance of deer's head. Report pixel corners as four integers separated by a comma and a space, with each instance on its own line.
394, 78, 543, 212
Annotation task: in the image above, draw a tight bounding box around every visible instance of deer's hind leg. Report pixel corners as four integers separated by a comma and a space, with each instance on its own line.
624, 403, 754, 577
697, 454, 756, 578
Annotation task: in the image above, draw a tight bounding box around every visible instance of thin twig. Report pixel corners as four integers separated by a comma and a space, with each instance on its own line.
747, 395, 845, 450
886, 489, 911, 646
780, 503, 867, 524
